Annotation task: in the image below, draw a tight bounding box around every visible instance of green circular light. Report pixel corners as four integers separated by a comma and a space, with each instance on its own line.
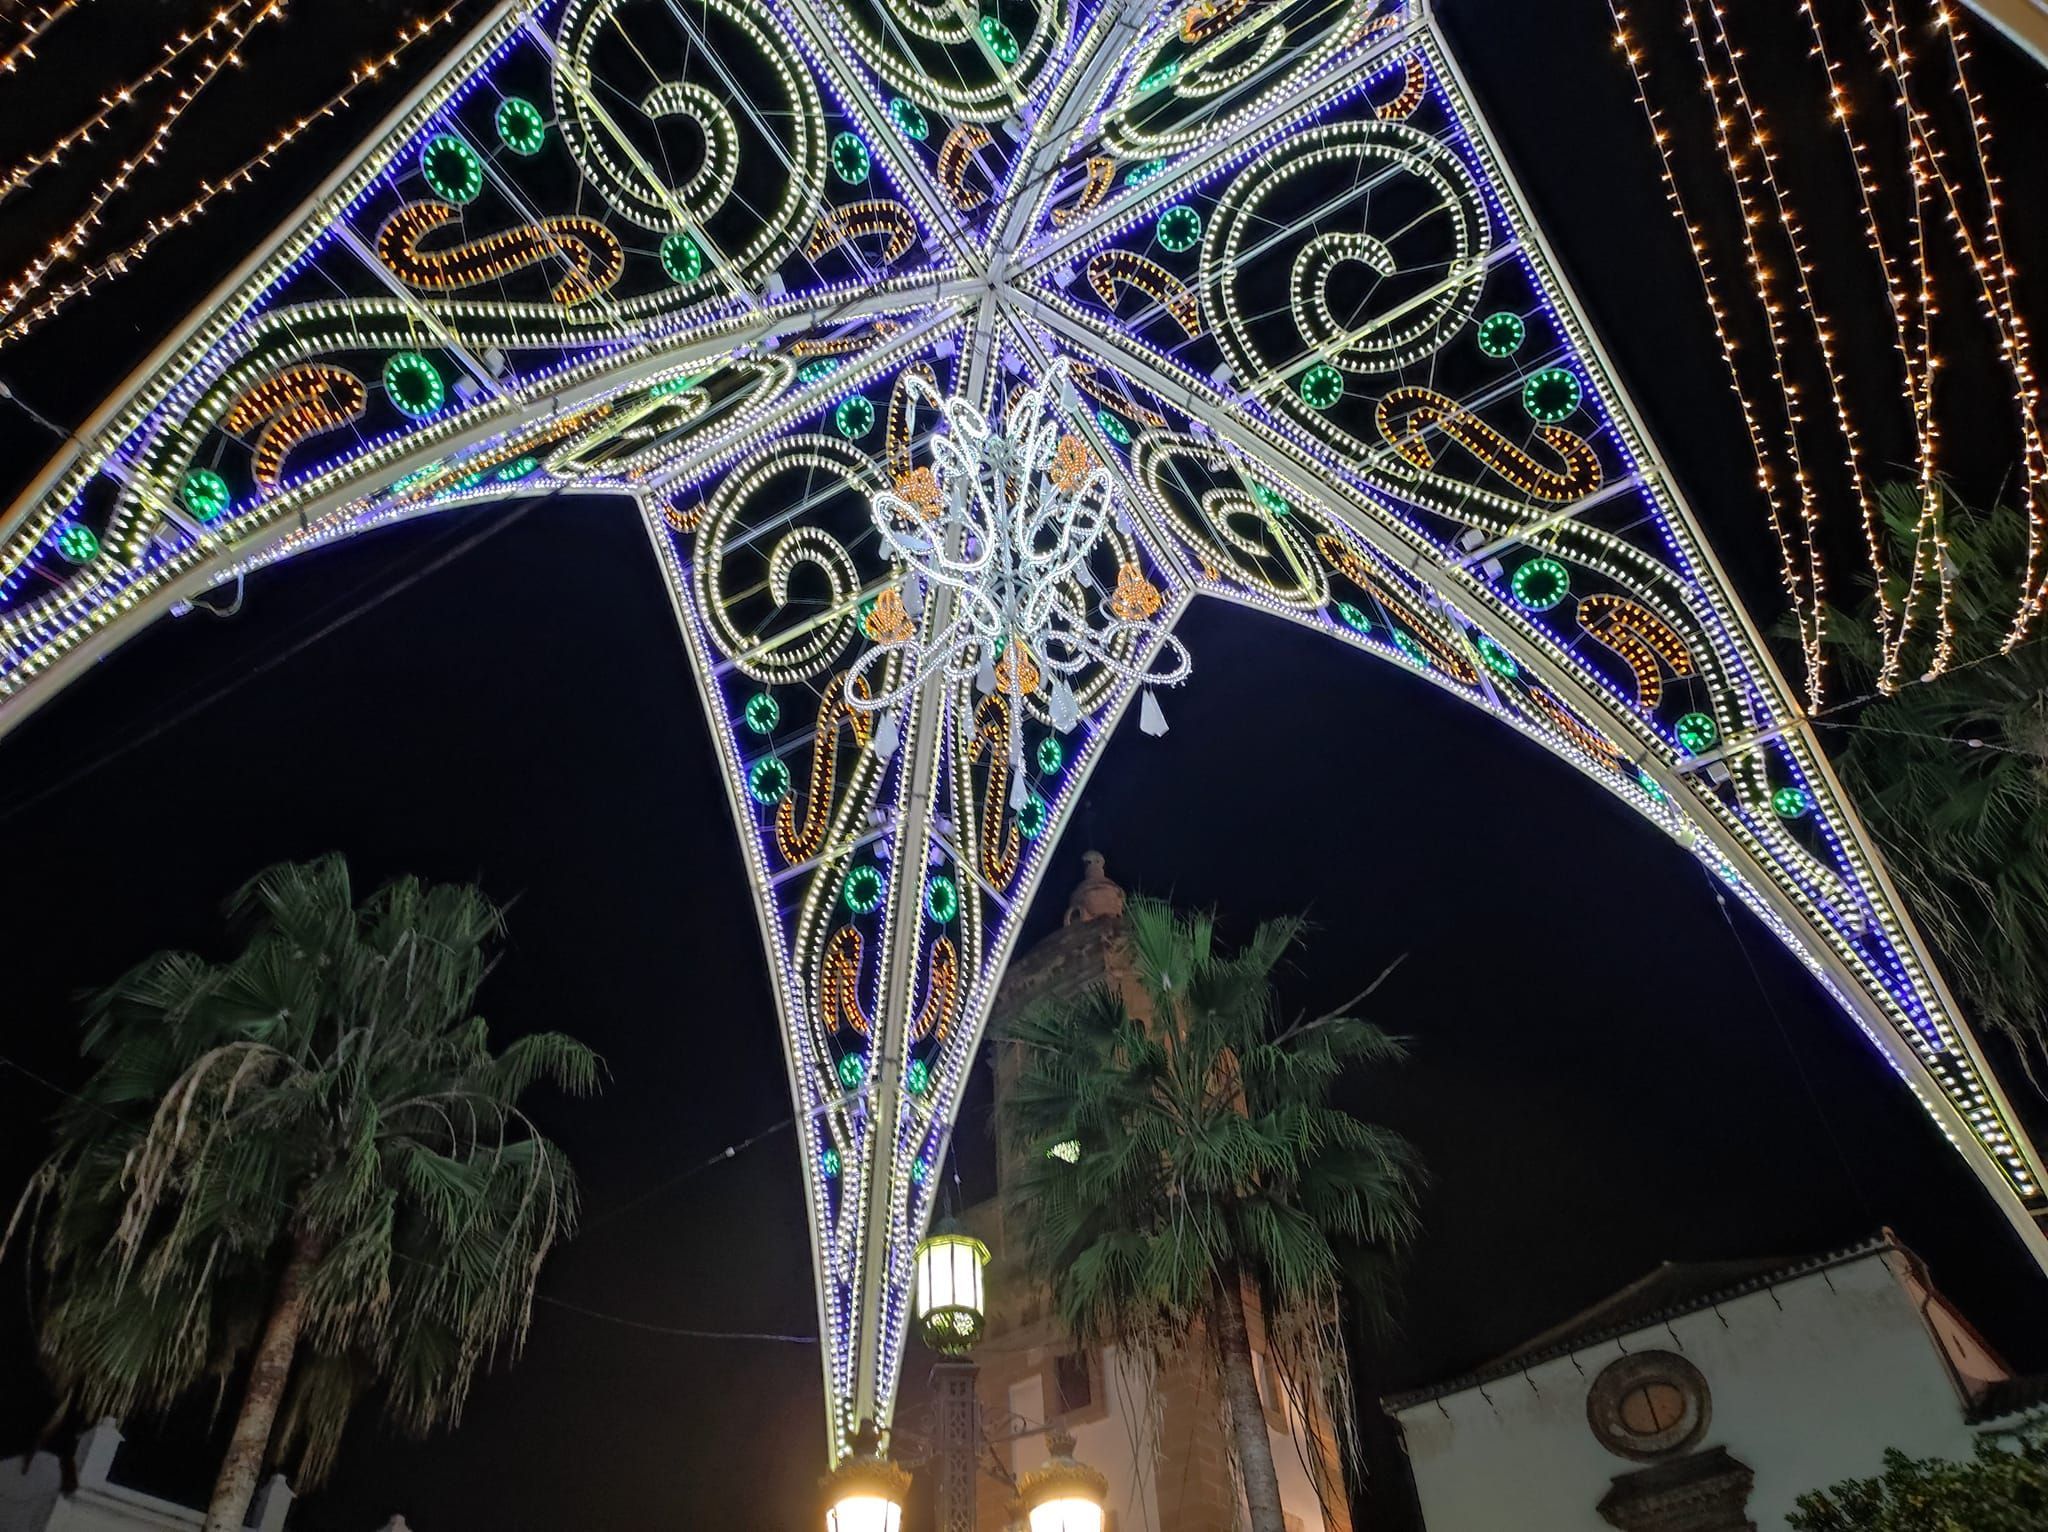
888, 97, 929, 141
382, 351, 445, 418
1139, 60, 1179, 93
1155, 204, 1202, 253
1773, 786, 1811, 818
1126, 158, 1168, 186
454, 468, 490, 491
798, 357, 842, 384
421, 133, 482, 204
1477, 311, 1526, 358
926, 874, 959, 923
494, 455, 540, 481
1095, 408, 1130, 444
180, 468, 231, 522
831, 131, 871, 184
1510, 557, 1569, 611
977, 14, 1019, 63
1523, 367, 1582, 423
1675, 711, 1719, 752
1017, 792, 1049, 840
911, 1156, 931, 1184
1393, 631, 1429, 667
749, 757, 792, 804
835, 395, 876, 439
1252, 484, 1290, 515
660, 230, 703, 284
906, 1059, 931, 1096
837, 1053, 866, 1089
823, 1146, 842, 1176
1475, 634, 1518, 678
1335, 601, 1370, 633
745, 692, 780, 734
55, 523, 98, 563
1036, 735, 1063, 774
1300, 365, 1344, 410
842, 863, 884, 914
1638, 769, 1667, 803
496, 97, 545, 156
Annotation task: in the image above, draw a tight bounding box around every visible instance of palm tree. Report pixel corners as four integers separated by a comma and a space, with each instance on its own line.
1816, 483, 2048, 1081
1, 855, 599, 1532
999, 897, 1421, 1532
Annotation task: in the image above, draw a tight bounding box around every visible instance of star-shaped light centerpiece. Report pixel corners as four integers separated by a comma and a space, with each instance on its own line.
845, 358, 1190, 794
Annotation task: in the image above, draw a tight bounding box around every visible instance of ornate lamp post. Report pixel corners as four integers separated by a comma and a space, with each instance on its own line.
822, 1422, 910, 1532
1018, 1429, 1108, 1532
914, 1220, 991, 1354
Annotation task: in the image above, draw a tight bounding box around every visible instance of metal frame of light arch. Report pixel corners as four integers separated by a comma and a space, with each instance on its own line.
2, 0, 2045, 1466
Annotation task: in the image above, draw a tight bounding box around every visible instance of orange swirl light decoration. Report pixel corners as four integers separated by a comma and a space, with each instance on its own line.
775, 673, 875, 862
1181, 0, 1248, 45
1374, 56, 1426, 121
1530, 687, 1626, 770
971, 693, 1021, 887
938, 125, 993, 211
1086, 248, 1202, 337
1315, 534, 1479, 685
1375, 386, 1602, 504
1068, 360, 1166, 429
222, 365, 367, 488
1052, 157, 1115, 227
1577, 593, 1695, 711
808, 201, 918, 264
375, 201, 624, 306
887, 362, 939, 480
820, 925, 959, 1043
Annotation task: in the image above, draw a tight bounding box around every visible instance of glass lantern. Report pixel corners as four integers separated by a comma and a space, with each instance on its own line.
1019, 1429, 1108, 1532
914, 1220, 991, 1354
821, 1424, 909, 1532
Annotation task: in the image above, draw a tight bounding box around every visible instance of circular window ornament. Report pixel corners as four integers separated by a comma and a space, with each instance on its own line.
1586, 1351, 1712, 1461
382, 352, 445, 418
889, 97, 929, 141
1299, 364, 1344, 410
1511, 556, 1570, 611
1477, 311, 1526, 358
421, 133, 483, 204
660, 231, 704, 285
1155, 204, 1202, 253
496, 97, 546, 156
831, 131, 871, 184
1523, 367, 1583, 423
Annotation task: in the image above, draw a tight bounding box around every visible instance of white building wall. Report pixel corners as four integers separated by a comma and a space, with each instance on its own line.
1394, 1252, 1987, 1532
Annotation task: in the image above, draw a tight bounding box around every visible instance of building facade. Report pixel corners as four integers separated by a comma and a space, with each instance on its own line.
1383, 1235, 2047, 1531
949, 854, 1351, 1532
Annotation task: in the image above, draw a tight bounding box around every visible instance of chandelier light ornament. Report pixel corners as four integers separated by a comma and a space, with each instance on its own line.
844, 356, 1190, 786
913, 1219, 990, 1354
1019, 1429, 1109, 1532
822, 1422, 910, 1532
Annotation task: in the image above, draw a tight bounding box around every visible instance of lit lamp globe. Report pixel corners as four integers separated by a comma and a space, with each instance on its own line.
821, 1422, 910, 1532
1018, 1429, 1108, 1532
913, 1219, 990, 1354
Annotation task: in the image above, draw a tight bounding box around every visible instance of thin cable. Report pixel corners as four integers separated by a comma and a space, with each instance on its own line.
578, 1114, 796, 1234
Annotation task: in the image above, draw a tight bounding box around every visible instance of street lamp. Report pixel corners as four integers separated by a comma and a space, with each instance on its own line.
822, 1421, 910, 1532
1018, 1428, 1108, 1532
914, 1219, 990, 1354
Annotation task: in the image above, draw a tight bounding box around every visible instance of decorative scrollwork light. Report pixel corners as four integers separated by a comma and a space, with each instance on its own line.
844, 357, 1190, 791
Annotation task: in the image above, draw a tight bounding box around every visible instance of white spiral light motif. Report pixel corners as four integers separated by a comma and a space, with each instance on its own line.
843, 358, 1190, 782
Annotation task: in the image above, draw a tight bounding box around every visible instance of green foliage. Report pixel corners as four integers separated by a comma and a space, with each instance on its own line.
1787, 1427, 2048, 1531
999, 899, 1421, 1482
2, 854, 601, 1484
1815, 483, 2048, 1076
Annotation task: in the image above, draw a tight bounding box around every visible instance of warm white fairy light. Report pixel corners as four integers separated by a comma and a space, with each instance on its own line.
0, 0, 89, 75
843, 357, 1190, 778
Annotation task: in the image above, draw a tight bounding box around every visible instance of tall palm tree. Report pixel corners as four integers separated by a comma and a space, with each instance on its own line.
2, 855, 600, 1532
999, 898, 1421, 1532
1817, 483, 2048, 1080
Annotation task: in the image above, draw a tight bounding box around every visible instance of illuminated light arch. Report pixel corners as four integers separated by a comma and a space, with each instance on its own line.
2, 0, 2043, 1467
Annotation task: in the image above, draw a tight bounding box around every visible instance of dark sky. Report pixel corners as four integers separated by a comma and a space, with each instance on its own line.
2, 4, 2046, 1531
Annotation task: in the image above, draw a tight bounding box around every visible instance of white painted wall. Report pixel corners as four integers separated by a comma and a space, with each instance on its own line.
1394, 1251, 1991, 1531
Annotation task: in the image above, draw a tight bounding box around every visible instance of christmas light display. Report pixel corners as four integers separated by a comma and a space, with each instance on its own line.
3, 0, 2045, 1469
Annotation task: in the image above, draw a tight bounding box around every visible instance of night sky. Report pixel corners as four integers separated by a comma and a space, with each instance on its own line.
2, 4, 2046, 1531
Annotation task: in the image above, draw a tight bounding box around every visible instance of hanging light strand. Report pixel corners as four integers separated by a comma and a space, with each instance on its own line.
1605, 1, 1818, 705
0, 0, 268, 206
1679, 0, 1828, 703
1704, 0, 1884, 706
0, 2, 467, 351
0, 0, 291, 322
0, 0, 90, 75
